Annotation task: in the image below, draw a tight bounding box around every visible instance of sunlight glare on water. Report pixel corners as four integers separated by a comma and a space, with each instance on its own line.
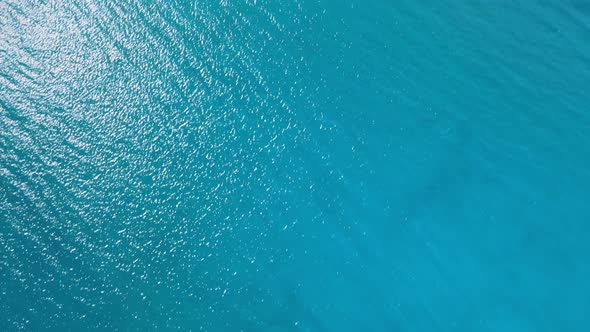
1, 0, 590, 331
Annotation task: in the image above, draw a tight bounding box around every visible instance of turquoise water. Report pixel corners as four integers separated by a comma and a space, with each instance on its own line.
2, 0, 590, 330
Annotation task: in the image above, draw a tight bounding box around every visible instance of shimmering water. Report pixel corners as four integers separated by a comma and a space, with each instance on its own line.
2, 0, 590, 331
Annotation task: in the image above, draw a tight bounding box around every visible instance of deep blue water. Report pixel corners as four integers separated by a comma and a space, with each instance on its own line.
2, 0, 590, 331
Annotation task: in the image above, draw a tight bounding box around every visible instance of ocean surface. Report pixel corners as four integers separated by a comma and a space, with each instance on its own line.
1, 0, 590, 331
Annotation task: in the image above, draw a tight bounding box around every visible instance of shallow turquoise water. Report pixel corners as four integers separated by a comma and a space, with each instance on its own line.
2, 0, 590, 331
